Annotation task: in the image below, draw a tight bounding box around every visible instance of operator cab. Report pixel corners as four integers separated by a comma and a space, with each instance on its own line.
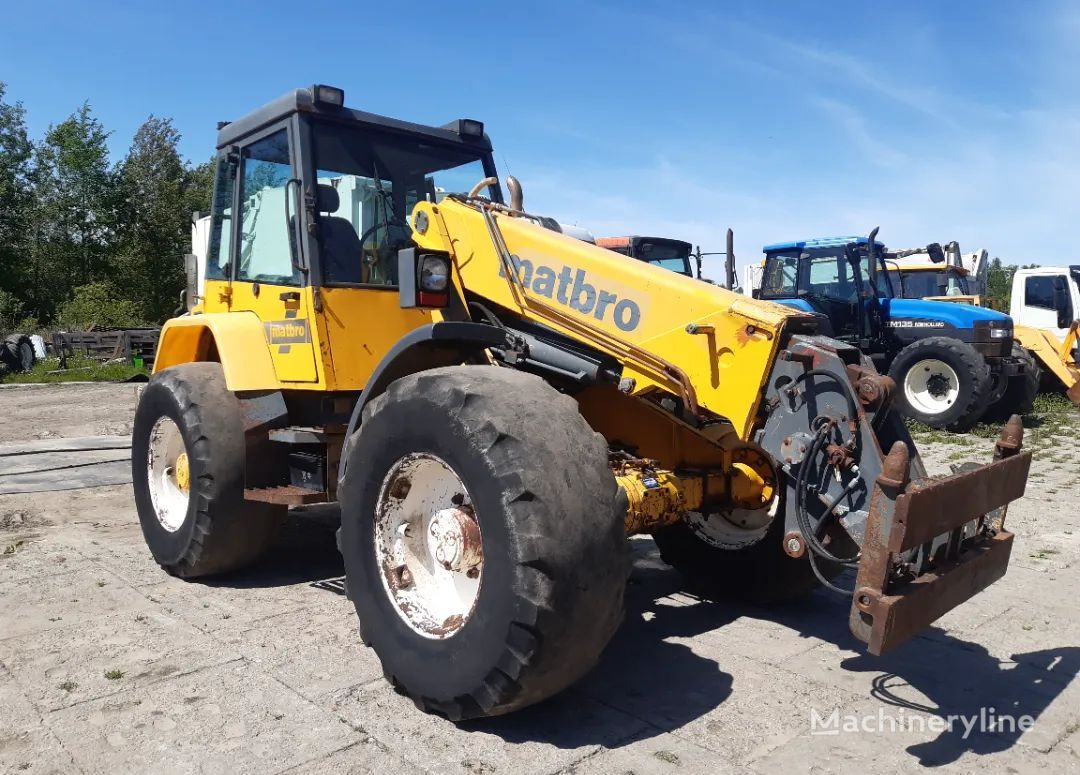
199, 85, 502, 386
596, 236, 694, 277
760, 236, 892, 344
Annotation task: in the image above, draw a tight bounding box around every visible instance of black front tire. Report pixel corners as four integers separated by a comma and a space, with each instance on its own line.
888, 337, 990, 431
338, 365, 628, 720
132, 362, 284, 578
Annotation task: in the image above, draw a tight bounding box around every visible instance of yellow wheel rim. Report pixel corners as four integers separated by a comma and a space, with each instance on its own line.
174, 452, 190, 492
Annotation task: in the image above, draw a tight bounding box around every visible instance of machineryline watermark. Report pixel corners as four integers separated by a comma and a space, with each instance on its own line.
811, 707, 1035, 739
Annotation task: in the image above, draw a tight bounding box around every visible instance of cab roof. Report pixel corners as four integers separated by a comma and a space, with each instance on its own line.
763, 236, 885, 252
215, 86, 492, 152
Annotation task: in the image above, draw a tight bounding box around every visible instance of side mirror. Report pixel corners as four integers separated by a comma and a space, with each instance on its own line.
1053, 276, 1071, 328
926, 242, 945, 263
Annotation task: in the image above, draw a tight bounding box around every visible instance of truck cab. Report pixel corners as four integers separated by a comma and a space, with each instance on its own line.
1011, 265, 1080, 342
759, 234, 1020, 429
595, 236, 694, 277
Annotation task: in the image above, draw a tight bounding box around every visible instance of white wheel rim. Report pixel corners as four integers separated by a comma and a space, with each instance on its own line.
374, 453, 483, 639
903, 359, 960, 416
146, 416, 190, 533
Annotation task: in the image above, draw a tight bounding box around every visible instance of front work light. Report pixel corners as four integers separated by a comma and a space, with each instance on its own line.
398, 248, 451, 309
312, 84, 345, 107
441, 119, 485, 138
420, 255, 450, 292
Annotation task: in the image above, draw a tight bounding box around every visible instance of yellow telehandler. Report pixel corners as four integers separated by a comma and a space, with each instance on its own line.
134, 86, 1032, 720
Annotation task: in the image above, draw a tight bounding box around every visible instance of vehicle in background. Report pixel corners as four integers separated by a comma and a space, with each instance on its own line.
756, 231, 1026, 430
595, 235, 695, 277
597, 229, 739, 289
885, 243, 1079, 403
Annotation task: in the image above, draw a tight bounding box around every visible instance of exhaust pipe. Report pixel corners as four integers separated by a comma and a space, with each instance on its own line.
506, 176, 524, 212
866, 226, 880, 292
725, 228, 736, 290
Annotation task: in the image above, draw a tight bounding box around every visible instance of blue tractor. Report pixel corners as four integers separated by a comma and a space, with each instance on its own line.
757, 230, 1024, 430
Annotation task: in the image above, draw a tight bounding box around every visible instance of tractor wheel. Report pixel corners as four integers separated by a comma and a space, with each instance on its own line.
132, 362, 284, 578
1, 335, 35, 372
14, 336, 35, 371
985, 345, 1041, 421
888, 337, 990, 431
338, 366, 628, 720
652, 490, 843, 603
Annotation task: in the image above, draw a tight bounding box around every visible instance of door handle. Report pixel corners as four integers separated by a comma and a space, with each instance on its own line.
279, 291, 301, 302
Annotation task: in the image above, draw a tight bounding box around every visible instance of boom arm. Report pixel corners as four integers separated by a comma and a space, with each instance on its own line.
411, 197, 809, 439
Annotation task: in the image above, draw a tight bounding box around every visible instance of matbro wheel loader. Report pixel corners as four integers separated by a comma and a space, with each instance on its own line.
133, 86, 1032, 720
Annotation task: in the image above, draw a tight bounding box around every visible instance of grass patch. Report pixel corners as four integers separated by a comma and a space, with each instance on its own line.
0, 355, 148, 385
103, 669, 124, 681
906, 391, 1078, 448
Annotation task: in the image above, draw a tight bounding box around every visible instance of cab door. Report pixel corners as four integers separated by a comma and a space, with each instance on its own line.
230, 124, 319, 383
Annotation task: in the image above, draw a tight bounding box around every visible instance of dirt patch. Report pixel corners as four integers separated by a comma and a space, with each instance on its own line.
0, 383, 140, 444
0, 509, 51, 532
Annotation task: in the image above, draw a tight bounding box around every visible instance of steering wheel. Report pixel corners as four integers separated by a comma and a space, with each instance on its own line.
357, 216, 413, 283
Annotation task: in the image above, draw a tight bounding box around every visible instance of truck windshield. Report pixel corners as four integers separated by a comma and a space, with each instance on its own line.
888, 269, 970, 299
311, 120, 498, 285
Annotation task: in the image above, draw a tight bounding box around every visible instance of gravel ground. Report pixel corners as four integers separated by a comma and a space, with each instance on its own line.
1, 382, 1078, 775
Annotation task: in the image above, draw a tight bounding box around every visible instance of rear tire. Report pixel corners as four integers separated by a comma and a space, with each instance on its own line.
132, 362, 284, 577
338, 365, 628, 720
653, 492, 842, 603
985, 345, 1041, 421
888, 337, 990, 431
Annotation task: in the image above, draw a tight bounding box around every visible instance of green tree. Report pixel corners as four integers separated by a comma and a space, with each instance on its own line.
28, 103, 118, 320
115, 117, 188, 321
116, 122, 217, 322
984, 256, 1015, 311
0, 83, 34, 310
56, 281, 142, 330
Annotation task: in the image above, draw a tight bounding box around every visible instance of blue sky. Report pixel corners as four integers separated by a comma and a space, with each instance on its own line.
3, 1, 1077, 278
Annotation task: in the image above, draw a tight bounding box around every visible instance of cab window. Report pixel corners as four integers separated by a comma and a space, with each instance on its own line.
236, 130, 300, 286
206, 154, 236, 281
761, 253, 799, 297
310, 120, 494, 287
805, 252, 856, 301
1025, 276, 1056, 310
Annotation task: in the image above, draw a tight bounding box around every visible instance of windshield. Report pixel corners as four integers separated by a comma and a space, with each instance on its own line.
637, 240, 692, 275
888, 269, 970, 299
311, 120, 497, 285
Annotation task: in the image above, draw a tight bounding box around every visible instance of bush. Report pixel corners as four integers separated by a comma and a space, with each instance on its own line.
56, 282, 144, 331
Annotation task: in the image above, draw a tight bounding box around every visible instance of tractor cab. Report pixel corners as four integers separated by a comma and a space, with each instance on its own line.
759, 234, 893, 347
186, 84, 502, 389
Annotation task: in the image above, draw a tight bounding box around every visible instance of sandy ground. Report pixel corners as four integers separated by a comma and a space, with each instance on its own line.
1, 383, 1079, 774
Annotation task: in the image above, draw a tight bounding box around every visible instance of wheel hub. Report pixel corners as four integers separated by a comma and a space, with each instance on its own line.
428, 507, 482, 574
174, 452, 190, 492
926, 373, 950, 399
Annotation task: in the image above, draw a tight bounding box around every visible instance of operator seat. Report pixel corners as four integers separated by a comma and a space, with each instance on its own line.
317, 183, 363, 284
